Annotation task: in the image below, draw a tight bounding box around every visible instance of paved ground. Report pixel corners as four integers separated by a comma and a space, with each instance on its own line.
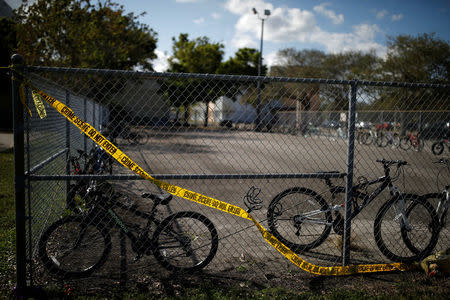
28, 127, 449, 288
113, 128, 449, 270
0, 132, 13, 152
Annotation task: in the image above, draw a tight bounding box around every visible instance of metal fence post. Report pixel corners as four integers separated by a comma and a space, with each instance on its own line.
66, 90, 71, 200
83, 98, 87, 155
343, 79, 358, 265
11, 54, 27, 291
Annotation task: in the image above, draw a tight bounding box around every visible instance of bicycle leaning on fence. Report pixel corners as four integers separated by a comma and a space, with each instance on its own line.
38, 180, 219, 278
66, 147, 113, 213
403, 158, 448, 255
266, 159, 440, 263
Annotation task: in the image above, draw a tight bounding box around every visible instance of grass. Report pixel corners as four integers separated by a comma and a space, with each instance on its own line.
0, 148, 15, 296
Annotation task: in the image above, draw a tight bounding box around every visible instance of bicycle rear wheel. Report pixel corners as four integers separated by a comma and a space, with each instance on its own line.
267, 187, 332, 252
363, 132, 373, 145
399, 136, 411, 150
391, 133, 400, 148
432, 142, 445, 155
402, 193, 443, 256
376, 135, 388, 147
374, 194, 439, 263
152, 211, 218, 272
38, 216, 111, 278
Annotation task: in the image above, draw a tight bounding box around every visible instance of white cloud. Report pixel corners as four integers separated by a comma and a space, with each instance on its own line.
229, 3, 317, 47
313, 3, 344, 25
376, 9, 388, 19
175, 0, 200, 3
211, 12, 221, 19
193, 17, 205, 24
152, 50, 170, 72
266, 51, 282, 67
391, 14, 403, 21
311, 24, 386, 57
224, 0, 386, 61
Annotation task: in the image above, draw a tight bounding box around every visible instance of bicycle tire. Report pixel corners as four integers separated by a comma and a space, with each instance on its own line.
392, 133, 400, 148
267, 187, 332, 252
401, 193, 442, 256
140, 133, 149, 145
38, 215, 111, 278
432, 142, 445, 155
363, 132, 373, 145
127, 133, 140, 145
376, 135, 388, 147
399, 136, 411, 151
413, 138, 424, 152
152, 211, 218, 272
374, 194, 439, 263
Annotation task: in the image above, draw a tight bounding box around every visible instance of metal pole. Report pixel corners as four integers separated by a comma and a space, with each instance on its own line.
11, 54, 27, 290
255, 18, 265, 131
65, 91, 71, 201
83, 98, 87, 155
343, 80, 358, 265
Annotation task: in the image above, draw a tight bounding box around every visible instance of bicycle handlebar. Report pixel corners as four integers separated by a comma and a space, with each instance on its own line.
376, 159, 408, 168
434, 158, 450, 165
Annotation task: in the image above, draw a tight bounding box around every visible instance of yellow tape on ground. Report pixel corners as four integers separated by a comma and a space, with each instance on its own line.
33, 87, 412, 276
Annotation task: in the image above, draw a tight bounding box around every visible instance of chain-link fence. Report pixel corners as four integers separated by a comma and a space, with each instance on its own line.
12, 62, 450, 293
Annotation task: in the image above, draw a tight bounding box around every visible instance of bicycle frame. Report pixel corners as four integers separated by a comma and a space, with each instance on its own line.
324, 168, 403, 223
85, 192, 162, 256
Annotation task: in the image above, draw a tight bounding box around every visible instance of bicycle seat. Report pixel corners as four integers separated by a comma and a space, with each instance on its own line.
141, 192, 173, 205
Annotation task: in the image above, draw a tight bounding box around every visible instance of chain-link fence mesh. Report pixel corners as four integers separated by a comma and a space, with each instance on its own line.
16, 66, 449, 291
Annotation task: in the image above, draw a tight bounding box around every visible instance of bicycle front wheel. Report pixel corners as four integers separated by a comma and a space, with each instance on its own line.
152, 211, 218, 272
374, 194, 439, 263
399, 136, 411, 150
267, 187, 332, 252
363, 132, 373, 145
432, 142, 444, 155
392, 133, 400, 148
402, 193, 442, 256
38, 216, 111, 278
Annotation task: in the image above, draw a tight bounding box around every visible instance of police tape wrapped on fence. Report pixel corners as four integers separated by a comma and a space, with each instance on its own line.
24, 82, 413, 276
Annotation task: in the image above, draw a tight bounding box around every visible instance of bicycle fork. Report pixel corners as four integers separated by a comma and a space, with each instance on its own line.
391, 191, 412, 232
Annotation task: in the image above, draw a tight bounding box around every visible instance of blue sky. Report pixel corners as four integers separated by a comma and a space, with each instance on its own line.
7, 0, 450, 71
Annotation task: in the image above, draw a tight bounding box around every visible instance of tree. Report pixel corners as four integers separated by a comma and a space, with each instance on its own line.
269, 48, 382, 132
166, 33, 225, 126
321, 51, 381, 110
15, 0, 158, 70
376, 33, 450, 112
217, 48, 263, 76
169, 33, 224, 74
269, 49, 327, 133
383, 33, 449, 84
0, 17, 17, 130
217, 48, 266, 110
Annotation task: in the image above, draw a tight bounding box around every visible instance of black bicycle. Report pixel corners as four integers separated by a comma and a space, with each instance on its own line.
267, 159, 440, 263
38, 181, 218, 278
66, 148, 113, 212
402, 159, 448, 255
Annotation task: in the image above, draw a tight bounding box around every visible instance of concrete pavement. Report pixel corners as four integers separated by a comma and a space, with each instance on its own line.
0, 132, 13, 152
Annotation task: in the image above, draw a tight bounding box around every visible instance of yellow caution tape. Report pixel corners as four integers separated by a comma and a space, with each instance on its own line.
24, 83, 412, 275
19, 83, 32, 117
31, 90, 47, 119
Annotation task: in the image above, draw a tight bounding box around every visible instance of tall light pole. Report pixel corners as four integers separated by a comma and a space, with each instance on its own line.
252, 8, 270, 131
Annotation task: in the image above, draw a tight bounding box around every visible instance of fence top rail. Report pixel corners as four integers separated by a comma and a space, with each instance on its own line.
26, 66, 450, 89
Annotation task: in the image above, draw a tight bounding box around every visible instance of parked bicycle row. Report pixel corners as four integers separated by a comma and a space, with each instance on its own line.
37, 146, 449, 279
275, 123, 448, 155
